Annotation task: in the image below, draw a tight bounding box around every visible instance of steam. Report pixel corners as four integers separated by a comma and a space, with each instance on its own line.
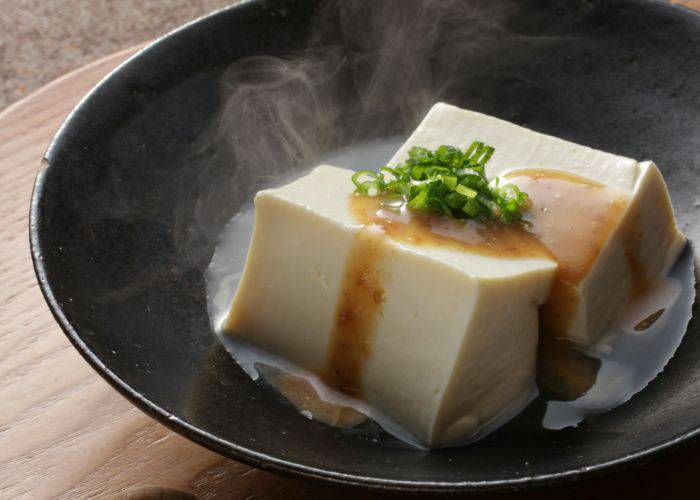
214, 0, 524, 188
174, 0, 578, 272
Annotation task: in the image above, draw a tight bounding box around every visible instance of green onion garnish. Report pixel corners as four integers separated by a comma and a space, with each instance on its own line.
352, 141, 530, 223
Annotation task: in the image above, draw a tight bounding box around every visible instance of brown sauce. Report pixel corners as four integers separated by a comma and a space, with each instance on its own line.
322, 230, 386, 396
505, 170, 629, 340
634, 308, 666, 331
349, 194, 551, 260
537, 338, 601, 401
330, 169, 629, 400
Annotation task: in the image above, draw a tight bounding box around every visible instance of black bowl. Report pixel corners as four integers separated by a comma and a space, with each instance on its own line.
30, 0, 700, 493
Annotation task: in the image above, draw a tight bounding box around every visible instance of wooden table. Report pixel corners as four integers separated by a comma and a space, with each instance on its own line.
2, 3, 700, 497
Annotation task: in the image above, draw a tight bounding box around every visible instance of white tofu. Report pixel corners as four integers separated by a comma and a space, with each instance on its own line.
392, 103, 686, 344
226, 165, 556, 447
390, 103, 640, 189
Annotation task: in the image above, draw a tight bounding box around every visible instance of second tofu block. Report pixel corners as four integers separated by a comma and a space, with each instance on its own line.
391, 103, 685, 344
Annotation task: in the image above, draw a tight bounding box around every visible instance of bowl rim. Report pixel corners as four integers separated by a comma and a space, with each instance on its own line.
28, 0, 700, 493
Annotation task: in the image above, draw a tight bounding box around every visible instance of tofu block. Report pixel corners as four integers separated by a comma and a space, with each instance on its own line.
392, 103, 686, 344
389, 102, 640, 189
226, 165, 557, 447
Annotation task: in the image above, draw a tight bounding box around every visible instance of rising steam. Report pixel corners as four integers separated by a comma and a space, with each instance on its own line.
215, 0, 525, 186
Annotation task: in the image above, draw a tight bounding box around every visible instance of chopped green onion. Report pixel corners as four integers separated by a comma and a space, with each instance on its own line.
352, 140, 530, 223
454, 184, 477, 198
407, 188, 430, 210
463, 198, 481, 216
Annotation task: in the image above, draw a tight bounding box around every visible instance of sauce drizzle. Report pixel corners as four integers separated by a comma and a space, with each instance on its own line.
322, 230, 386, 396
349, 194, 551, 260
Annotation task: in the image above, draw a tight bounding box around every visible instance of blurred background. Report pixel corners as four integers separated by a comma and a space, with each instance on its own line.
0, 0, 234, 110
2, 0, 695, 111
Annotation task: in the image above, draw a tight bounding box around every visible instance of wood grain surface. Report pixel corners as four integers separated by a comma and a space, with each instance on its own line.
2, 2, 700, 498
